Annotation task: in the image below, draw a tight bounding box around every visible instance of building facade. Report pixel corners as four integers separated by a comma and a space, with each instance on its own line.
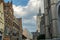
37, 16, 41, 32
0, 0, 4, 40
0, 0, 22, 40
13, 17, 21, 40
32, 31, 40, 40
37, 9, 41, 32
17, 18, 23, 40
23, 28, 33, 40
36, 8, 45, 39
3, 1, 14, 40
44, 0, 60, 39
40, 14, 45, 35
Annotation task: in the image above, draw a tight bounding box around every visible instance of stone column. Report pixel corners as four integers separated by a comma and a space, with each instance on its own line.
44, 0, 51, 38
45, 10, 50, 38
50, 0, 60, 38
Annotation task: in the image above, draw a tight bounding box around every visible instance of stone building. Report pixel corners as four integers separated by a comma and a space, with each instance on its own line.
40, 14, 45, 35
0, 0, 4, 40
32, 31, 40, 40
37, 8, 45, 35
37, 9, 41, 32
44, 0, 60, 39
36, 8, 45, 39
13, 17, 21, 40
23, 28, 33, 40
0, 0, 22, 40
3, 1, 14, 40
3, 1, 22, 40
17, 18, 23, 40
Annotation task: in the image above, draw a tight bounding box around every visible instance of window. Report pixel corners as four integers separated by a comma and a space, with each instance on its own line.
0, 11, 1, 17
4, 27, 10, 35
48, 0, 50, 5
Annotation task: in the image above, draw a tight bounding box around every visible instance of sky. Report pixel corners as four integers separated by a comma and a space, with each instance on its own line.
4, 0, 44, 32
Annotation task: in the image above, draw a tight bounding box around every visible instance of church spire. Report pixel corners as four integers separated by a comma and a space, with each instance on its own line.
8, 0, 13, 4
11, 0, 13, 4
37, 8, 41, 16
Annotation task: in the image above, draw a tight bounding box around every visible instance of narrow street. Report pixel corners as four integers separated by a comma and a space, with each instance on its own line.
0, 0, 60, 40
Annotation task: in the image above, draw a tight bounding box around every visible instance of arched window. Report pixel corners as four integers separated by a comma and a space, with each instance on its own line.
58, 6, 60, 18
57, 3, 60, 34
58, 6, 60, 27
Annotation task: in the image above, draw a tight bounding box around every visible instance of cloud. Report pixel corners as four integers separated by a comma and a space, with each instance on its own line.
13, 0, 44, 18
13, 5, 27, 17
13, 0, 44, 32
33, 16, 37, 21
22, 16, 37, 32
22, 17, 36, 26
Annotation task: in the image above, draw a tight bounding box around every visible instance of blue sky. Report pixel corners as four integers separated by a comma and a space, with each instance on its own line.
4, 0, 44, 32
4, 0, 29, 6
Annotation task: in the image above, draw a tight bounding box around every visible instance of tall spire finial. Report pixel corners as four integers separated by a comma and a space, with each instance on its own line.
37, 8, 41, 16
11, 0, 12, 4
10, 0, 13, 4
